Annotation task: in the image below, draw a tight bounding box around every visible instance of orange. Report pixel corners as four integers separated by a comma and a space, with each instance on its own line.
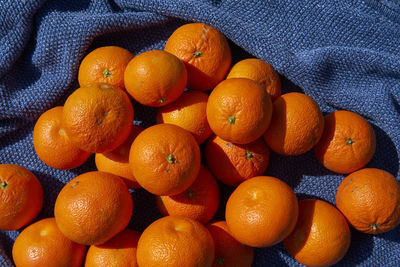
206, 220, 254, 267
136, 215, 215, 267
124, 50, 187, 107
283, 199, 351, 267
78, 46, 134, 90
164, 23, 232, 91
95, 125, 144, 189
226, 58, 281, 101
225, 176, 298, 247
12, 217, 86, 267
336, 168, 400, 234
0, 164, 43, 230
156, 165, 220, 224
54, 171, 133, 245
62, 83, 134, 153
206, 78, 272, 144
314, 110, 376, 174
129, 123, 201, 196
156, 90, 212, 144
264, 92, 324, 156
33, 106, 91, 170
205, 135, 270, 186
85, 228, 140, 267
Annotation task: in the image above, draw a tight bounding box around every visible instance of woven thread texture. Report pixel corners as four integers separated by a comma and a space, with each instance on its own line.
1, 0, 400, 266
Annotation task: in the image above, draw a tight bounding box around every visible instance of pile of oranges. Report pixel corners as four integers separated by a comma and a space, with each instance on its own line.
1, 22, 400, 267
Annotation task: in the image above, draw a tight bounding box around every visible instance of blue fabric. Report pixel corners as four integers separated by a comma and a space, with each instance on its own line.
1, 0, 400, 266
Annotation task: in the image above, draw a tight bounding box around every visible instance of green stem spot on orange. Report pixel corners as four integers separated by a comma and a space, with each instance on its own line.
216, 256, 225, 265
228, 116, 236, 125
193, 51, 202, 58
0, 181, 8, 189
71, 181, 80, 188
186, 189, 194, 198
245, 151, 254, 159
103, 69, 111, 78
158, 97, 166, 103
370, 223, 378, 231
166, 154, 175, 164
345, 138, 354, 145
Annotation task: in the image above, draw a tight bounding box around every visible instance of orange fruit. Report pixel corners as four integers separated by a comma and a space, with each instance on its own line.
33, 106, 91, 170
95, 125, 144, 189
78, 46, 134, 90
0, 164, 43, 230
226, 58, 281, 101
336, 168, 400, 234
54, 171, 133, 245
136, 215, 215, 267
206, 220, 254, 267
314, 110, 376, 174
206, 78, 272, 144
263, 92, 324, 156
124, 50, 187, 107
225, 176, 298, 247
85, 228, 140, 267
62, 83, 134, 153
156, 90, 212, 144
283, 199, 351, 267
156, 165, 220, 224
205, 135, 270, 186
129, 123, 201, 196
12, 217, 86, 267
164, 23, 232, 91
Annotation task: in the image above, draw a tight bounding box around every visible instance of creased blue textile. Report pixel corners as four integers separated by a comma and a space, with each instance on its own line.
1, 0, 399, 266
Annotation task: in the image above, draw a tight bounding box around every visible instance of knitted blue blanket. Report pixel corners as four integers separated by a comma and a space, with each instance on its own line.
1, 0, 399, 266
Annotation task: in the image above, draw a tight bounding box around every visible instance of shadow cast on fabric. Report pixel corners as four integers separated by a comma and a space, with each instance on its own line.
368, 123, 399, 176
0, 122, 34, 146
204, 0, 224, 8
229, 40, 254, 65
280, 75, 305, 94
130, 101, 159, 128
107, 0, 123, 12
212, 181, 235, 221
390, 92, 400, 114
1, 36, 43, 116
339, 228, 374, 266
69, 154, 97, 177
0, 232, 17, 263
296, 192, 327, 202
377, 227, 400, 243
55, 79, 80, 109
0, 119, 23, 139
31, 170, 66, 218
254, 244, 291, 267
128, 188, 162, 232
1, 48, 42, 91
40, 0, 90, 13
265, 149, 336, 189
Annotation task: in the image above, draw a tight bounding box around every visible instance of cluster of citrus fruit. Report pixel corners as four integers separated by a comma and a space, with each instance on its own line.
1, 22, 400, 267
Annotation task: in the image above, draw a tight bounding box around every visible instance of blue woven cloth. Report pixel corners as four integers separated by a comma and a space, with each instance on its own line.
1, 0, 400, 266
